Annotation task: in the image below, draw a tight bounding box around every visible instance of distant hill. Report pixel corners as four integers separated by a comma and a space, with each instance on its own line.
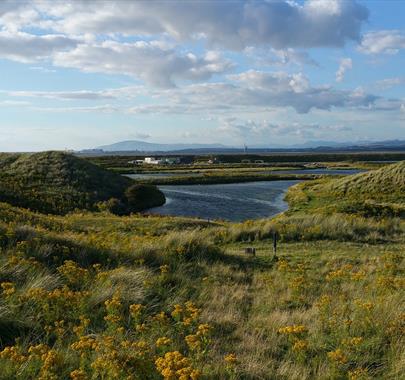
87, 139, 405, 154
97, 140, 227, 152
0, 151, 165, 214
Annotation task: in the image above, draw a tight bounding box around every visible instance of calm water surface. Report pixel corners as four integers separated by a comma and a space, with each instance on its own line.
133, 168, 367, 221
147, 180, 300, 221
128, 168, 364, 180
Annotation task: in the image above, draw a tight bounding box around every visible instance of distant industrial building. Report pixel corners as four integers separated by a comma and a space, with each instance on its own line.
128, 157, 181, 165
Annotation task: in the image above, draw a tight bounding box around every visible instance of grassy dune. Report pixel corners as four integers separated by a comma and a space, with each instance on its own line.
284, 161, 405, 218
0, 161, 403, 379
0, 152, 165, 215
327, 160, 405, 201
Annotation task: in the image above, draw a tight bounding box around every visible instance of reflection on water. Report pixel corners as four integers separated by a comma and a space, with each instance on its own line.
147, 180, 300, 222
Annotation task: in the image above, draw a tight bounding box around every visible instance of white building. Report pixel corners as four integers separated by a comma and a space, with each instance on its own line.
129, 157, 181, 165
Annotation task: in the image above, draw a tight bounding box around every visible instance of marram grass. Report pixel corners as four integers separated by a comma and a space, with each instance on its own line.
0, 161, 404, 379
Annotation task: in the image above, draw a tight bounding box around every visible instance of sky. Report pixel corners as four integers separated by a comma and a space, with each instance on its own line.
0, 0, 404, 151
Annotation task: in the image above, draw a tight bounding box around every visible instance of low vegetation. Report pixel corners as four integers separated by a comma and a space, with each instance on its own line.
285, 161, 405, 218
0, 152, 165, 215
133, 172, 321, 186
0, 159, 403, 379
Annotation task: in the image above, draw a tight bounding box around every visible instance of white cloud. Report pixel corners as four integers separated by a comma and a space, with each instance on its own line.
6, 68, 391, 117
7, 89, 116, 100
126, 70, 379, 115
218, 118, 352, 141
0, 30, 77, 62
0, 0, 40, 31
249, 48, 319, 67
30, 0, 368, 50
52, 41, 232, 88
335, 58, 352, 82
375, 77, 405, 90
359, 30, 405, 54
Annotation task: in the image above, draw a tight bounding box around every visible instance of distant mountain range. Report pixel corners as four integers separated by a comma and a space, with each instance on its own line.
80, 139, 405, 154
97, 140, 227, 152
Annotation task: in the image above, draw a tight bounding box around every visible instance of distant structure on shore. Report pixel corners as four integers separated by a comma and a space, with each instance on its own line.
128, 157, 181, 165
244, 144, 248, 154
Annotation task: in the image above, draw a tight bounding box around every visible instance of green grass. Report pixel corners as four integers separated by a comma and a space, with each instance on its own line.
283, 161, 405, 218
132, 172, 321, 186
0, 158, 403, 379
0, 152, 165, 215
327, 160, 405, 201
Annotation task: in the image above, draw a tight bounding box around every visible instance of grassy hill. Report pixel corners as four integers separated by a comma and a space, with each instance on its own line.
286, 161, 405, 218
0, 151, 165, 214
326, 160, 405, 201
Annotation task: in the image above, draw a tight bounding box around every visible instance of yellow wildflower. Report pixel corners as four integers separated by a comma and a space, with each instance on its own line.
0, 346, 26, 363
197, 324, 211, 336
156, 337, 173, 347
224, 353, 237, 365
160, 265, 169, 274
292, 339, 308, 352
129, 303, 144, 317
1, 282, 15, 296
278, 325, 307, 335
342, 337, 363, 347
348, 367, 369, 380
172, 304, 183, 319
185, 334, 201, 351
155, 351, 198, 380
70, 369, 87, 380
327, 348, 348, 365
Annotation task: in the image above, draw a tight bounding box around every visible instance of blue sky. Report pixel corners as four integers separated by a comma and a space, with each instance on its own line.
0, 0, 404, 151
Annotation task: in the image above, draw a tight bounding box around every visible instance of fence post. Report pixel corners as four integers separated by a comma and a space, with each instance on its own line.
273, 231, 277, 258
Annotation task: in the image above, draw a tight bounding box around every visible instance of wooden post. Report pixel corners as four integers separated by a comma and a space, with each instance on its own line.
273, 231, 277, 258
244, 247, 256, 256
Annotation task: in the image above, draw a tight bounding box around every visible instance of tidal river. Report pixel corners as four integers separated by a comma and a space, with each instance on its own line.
146, 180, 300, 221
129, 168, 364, 221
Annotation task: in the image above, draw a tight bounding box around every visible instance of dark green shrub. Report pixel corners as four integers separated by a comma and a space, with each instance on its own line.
125, 184, 165, 212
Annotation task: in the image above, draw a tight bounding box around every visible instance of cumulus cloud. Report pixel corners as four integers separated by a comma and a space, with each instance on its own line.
0, 30, 77, 62
218, 118, 352, 140
359, 30, 405, 54
335, 58, 352, 82
0, 0, 40, 31
126, 70, 379, 115
0, 0, 371, 88
52, 41, 232, 87
26, 0, 368, 50
245, 47, 319, 66
6, 68, 387, 116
